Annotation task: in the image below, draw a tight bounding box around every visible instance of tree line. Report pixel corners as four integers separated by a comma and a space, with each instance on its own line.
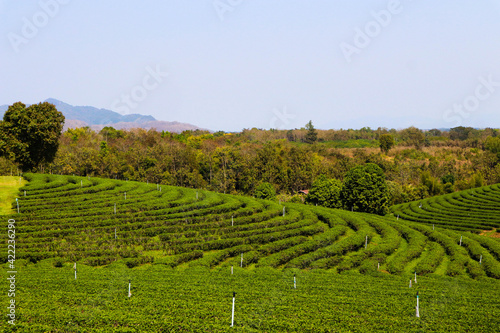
1, 101, 500, 211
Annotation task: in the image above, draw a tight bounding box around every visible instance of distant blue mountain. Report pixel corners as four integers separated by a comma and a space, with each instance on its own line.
0, 98, 155, 125
0, 98, 206, 132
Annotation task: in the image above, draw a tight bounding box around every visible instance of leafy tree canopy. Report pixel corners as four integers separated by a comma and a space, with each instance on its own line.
0, 102, 65, 171
379, 134, 395, 153
340, 163, 389, 215
255, 182, 276, 200
305, 175, 342, 208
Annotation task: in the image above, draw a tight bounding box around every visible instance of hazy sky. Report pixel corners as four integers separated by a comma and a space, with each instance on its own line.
2, 0, 500, 132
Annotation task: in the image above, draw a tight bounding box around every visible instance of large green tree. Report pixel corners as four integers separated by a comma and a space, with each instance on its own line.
304, 120, 318, 144
379, 134, 395, 153
305, 175, 342, 208
0, 102, 65, 171
340, 163, 389, 215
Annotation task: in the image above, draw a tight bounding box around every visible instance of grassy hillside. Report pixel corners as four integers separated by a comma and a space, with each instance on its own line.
1, 174, 500, 332
390, 184, 500, 233
3, 173, 500, 279
0, 176, 25, 215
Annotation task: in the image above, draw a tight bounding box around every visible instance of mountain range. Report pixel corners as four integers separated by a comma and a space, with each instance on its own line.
0, 98, 206, 133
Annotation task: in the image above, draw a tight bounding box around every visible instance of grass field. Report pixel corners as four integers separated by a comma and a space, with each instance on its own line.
0, 176, 25, 215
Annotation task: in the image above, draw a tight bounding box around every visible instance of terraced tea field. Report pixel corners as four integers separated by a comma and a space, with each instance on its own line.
1, 174, 500, 332
390, 184, 500, 233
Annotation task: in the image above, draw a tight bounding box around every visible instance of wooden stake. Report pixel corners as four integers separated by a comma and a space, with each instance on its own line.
128, 279, 132, 297
240, 253, 243, 268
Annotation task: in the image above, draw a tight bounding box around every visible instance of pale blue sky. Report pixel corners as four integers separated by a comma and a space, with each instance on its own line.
1, 0, 500, 131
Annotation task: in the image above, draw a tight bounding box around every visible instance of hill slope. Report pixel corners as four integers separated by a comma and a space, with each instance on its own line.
3, 174, 500, 280
390, 184, 500, 233
0, 99, 207, 133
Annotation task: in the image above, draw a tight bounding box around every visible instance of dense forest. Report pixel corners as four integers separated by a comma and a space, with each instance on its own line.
1, 115, 499, 207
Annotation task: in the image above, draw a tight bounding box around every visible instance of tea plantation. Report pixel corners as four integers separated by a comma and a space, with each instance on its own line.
1, 174, 499, 332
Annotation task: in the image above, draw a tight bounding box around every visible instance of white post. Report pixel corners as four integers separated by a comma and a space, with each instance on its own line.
479, 255, 482, 264
124, 192, 127, 200
409, 280, 412, 288
230, 292, 236, 327
74, 263, 77, 280
160, 186, 162, 192
24, 190, 26, 197
283, 206, 285, 217
416, 292, 420, 318
231, 265, 233, 275
397, 215, 399, 220
16, 198, 19, 214
114, 203, 116, 215
414, 272, 417, 283
128, 280, 131, 297
459, 236, 462, 246
232, 216, 234, 226
365, 235, 368, 249
378, 262, 380, 270
240, 253, 243, 268
294, 275, 296, 289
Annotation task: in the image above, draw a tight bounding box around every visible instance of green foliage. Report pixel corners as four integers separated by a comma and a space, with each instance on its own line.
100, 126, 124, 139
379, 134, 395, 153
440, 174, 455, 185
420, 171, 443, 196
304, 120, 317, 144
0, 102, 65, 171
400, 126, 425, 150
254, 182, 276, 200
305, 175, 342, 208
390, 183, 500, 232
340, 163, 389, 215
